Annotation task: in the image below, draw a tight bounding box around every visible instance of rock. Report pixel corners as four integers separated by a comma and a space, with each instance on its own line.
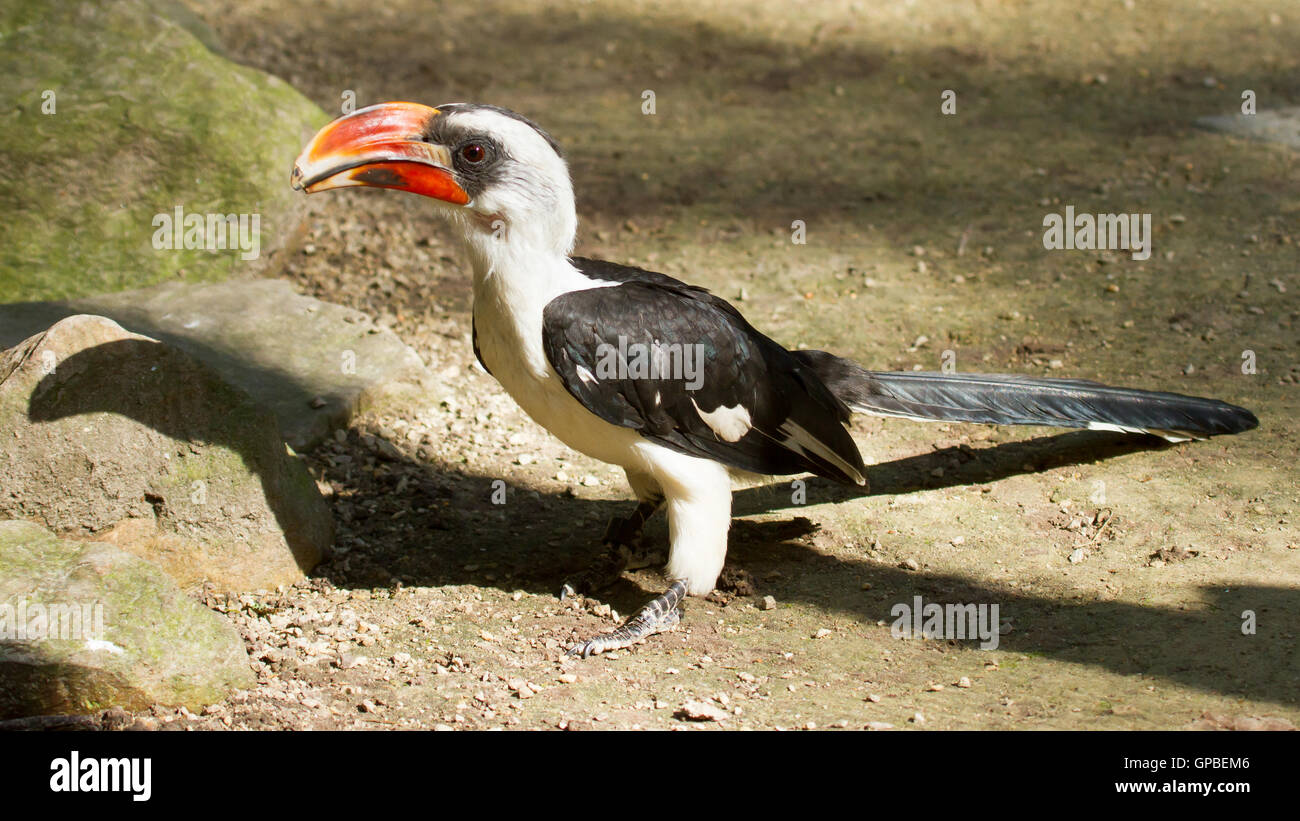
1148, 545, 1199, 565
0, 520, 254, 719
0, 0, 327, 303
0, 315, 331, 590
676, 700, 729, 722
0, 280, 432, 451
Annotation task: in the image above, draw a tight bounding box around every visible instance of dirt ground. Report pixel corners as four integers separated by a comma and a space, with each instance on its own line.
128, 0, 1300, 730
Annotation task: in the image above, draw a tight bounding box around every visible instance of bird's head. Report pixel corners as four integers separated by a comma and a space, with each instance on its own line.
292, 102, 577, 259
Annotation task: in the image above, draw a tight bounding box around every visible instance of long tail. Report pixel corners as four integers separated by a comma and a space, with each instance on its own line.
792, 350, 1258, 442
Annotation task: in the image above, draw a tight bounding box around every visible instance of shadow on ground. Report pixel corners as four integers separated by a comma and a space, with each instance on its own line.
283, 417, 1296, 708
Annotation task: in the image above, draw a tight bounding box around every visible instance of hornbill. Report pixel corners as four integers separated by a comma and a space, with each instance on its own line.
292, 102, 1258, 657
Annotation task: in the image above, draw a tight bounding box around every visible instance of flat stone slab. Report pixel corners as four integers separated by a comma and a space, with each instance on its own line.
1195, 106, 1300, 150
0, 280, 432, 451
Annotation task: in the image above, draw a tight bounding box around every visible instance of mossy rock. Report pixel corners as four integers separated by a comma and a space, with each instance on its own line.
0, 0, 328, 302
0, 520, 254, 719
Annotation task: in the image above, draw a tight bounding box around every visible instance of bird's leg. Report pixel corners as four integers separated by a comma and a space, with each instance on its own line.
566, 580, 687, 658
605, 499, 668, 570
560, 499, 664, 599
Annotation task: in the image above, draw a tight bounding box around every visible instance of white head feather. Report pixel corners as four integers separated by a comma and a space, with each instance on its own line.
437, 105, 578, 266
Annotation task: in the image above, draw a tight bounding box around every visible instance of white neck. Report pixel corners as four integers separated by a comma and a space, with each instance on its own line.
464, 228, 598, 391
458, 163, 578, 271
453, 187, 589, 313
456, 196, 616, 383
464, 219, 568, 280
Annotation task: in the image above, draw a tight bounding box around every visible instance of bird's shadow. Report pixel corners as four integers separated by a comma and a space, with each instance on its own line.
738, 428, 1175, 513
302, 419, 1296, 710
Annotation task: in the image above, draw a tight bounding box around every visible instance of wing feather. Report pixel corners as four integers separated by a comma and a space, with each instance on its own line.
542, 262, 865, 485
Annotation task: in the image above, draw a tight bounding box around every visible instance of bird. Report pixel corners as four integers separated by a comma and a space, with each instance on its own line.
292, 101, 1258, 657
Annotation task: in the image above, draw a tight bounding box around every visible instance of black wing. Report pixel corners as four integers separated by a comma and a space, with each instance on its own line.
541, 258, 866, 484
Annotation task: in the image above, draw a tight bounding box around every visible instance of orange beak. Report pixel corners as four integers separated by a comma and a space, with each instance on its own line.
291, 102, 470, 205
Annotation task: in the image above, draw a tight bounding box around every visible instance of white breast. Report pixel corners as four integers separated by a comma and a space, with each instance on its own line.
471, 259, 645, 469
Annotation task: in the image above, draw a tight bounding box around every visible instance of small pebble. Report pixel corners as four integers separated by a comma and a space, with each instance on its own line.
677, 700, 729, 722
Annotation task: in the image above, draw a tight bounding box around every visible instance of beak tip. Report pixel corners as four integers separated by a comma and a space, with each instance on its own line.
290, 164, 306, 192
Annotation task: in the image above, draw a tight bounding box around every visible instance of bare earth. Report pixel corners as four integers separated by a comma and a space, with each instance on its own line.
134, 0, 1300, 730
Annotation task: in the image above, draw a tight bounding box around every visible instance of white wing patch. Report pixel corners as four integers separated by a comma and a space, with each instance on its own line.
691, 399, 753, 443
576, 364, 597, 385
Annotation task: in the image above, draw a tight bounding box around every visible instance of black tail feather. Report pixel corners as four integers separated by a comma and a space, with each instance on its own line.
792, 350, 1258, 441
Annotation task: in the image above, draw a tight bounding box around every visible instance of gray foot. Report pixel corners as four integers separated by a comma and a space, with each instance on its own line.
567, 580, 687, 658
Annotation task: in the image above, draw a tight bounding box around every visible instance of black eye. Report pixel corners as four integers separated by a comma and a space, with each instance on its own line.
460, 143, 487, 164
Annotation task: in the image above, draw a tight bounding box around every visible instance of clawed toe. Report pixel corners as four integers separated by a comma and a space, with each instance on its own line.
565, 580, 687, 658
